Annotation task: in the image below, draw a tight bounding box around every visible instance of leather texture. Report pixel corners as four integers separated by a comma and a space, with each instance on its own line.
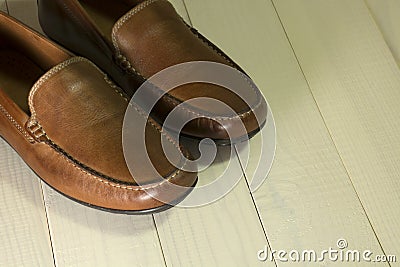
38, 0, 268, 142
0, 12, 197, 213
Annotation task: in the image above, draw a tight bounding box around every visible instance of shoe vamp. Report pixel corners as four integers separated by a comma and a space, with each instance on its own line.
29, 58, 179, 185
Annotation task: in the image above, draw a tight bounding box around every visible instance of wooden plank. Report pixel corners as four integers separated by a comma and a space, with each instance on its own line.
273, 0, 400, 259
0, 0, 7, 13
151, 2, 273, 266
169, 0, 190, 24
42, 186, 166, 267
154, 148, 274, 267
366, 0, 400, 65
5, 1, 166, 266
184, 0, 389, 265
0, 141, 54, 266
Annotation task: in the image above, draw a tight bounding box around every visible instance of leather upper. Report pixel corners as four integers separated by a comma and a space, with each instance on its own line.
38, 0, 268, 142
112, 0, 230, 78
0, 12, 197, 212
28, 57, 181, 185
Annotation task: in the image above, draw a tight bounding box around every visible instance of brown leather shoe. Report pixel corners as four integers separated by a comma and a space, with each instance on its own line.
0, 12, 197, 214
37, 0, 268, 145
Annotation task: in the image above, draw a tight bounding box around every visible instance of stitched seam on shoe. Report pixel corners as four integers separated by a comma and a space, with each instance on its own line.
112, 0, 161, 54
184, 24, 264, 117
0, 104, 35, 143
104, 76, 184, 149
161, 89, 260, 121
28, 57, 188, 188
112, 53, 261, 121
29, 57, 172, 146
28, 57, 86, 115
47, 138, 184, 191
72, 163, 180, 191
185, 24, 237, 69
28, 56, 184, 152
110, 0, 261, 120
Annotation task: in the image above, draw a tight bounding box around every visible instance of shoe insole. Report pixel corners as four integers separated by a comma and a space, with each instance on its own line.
0, 49, 44, 114
79, 0, 132, 42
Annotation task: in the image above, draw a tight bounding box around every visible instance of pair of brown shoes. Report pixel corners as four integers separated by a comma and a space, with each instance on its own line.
0, 0, 267, 213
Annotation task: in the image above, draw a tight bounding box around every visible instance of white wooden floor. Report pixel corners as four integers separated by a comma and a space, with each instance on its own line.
0, 0, 399, 266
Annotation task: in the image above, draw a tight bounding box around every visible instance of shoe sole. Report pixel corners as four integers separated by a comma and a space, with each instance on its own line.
174, 119, 267, 146
40, 176, 198, 215
0, 136, 198, 215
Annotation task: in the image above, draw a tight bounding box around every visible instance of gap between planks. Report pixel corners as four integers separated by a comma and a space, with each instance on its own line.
184, 0, 393, 267
273, 0, 400, 261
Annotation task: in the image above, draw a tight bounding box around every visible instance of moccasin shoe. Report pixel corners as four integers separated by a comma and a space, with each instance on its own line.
38, 0, 268, 145
0, 12, 197, 214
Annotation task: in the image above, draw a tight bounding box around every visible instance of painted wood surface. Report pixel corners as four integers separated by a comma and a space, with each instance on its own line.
183, 0, 392, 266
273, 0, 400, 261
0, 0, 399, 266
366, 0, 400, 65
154, 148, 273, 267
0, 141, 54, 266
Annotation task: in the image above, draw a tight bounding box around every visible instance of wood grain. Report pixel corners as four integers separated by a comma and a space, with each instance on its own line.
148, 2, 274, 266
184, 0, 389, 265
273, 0, 400, 259
154, 148, 274, 267
42, 185, 166, 267
0, 141, 54, 266
2, 0, 398, 266
366, 0, 400, 65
